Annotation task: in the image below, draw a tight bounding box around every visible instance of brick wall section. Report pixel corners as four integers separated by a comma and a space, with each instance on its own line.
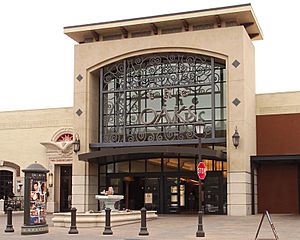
256, 113, 300, 213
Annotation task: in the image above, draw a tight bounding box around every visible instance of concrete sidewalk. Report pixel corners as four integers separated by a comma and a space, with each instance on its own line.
1, 213, 299, 239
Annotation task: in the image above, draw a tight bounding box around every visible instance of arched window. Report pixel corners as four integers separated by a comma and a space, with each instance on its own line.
100, 52, 226, 146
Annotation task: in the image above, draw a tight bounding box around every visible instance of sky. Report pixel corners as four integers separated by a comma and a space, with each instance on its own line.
0, 0, 299, 111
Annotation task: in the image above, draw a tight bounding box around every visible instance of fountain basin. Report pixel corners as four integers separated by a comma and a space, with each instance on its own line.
52, 210, 157, 228
95, 194, 124, 211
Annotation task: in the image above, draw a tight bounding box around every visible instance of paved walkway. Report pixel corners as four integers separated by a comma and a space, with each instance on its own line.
0, 212, 299, 239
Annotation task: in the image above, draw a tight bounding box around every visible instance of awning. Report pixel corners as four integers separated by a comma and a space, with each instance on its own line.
79, 146, 226, 164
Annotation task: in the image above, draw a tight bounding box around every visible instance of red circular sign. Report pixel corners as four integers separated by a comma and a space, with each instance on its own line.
197, 162, 207, 180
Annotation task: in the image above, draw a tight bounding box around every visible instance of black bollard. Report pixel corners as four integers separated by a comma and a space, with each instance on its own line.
139, 207, 149, 236
5, 207, 14, 233
196, 210, 205, 237
103, 208, 113, 235
68, 207, 78, 234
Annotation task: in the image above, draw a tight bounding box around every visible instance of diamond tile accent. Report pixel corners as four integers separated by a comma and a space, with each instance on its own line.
232, 98, 241, 107
76, 109, 83, 116
232, 60, 240, 68
76, 74, 83, 82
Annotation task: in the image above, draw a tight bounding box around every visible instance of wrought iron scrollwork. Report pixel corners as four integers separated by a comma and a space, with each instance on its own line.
101, 52, 226, 145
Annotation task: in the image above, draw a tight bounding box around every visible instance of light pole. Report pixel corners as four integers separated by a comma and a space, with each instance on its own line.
195, 121, 205, 238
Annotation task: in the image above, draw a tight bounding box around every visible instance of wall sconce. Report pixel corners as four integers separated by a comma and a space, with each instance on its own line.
48, 173, 53, 187
73, 133, 80, 153
232, 126, 240, 148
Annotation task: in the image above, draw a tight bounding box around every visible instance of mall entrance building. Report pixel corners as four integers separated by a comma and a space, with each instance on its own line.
64, 4, 262, 216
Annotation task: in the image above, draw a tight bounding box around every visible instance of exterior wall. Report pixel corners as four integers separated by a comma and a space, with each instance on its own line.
0, 107, 73, 211
257, 163, 298, 214
256, 91, 300, 214
256, 91, 300, 115
73, 25, 257, 215
257, 113, 300, 155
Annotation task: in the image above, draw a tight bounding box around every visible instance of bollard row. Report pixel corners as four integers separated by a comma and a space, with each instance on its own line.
3, 205, 150, 236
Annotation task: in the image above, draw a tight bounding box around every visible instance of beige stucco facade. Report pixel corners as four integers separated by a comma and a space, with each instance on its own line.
256, 91, 300, 115
0, 107, 73, 212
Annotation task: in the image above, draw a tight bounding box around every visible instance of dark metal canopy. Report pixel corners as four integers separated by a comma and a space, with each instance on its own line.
251, 154, 300, 164
79, 146, 226, 164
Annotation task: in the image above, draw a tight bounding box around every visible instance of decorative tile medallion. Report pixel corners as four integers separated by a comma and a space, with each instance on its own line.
76, 109, 83, 116
232, 98, 241, 107
232, 60, 240, 68
76, 74, 83, 82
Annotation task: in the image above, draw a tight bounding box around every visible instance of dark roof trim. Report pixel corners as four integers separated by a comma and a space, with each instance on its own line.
64, 3, 251, 29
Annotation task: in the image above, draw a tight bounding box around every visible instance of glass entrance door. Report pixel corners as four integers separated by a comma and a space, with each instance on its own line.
204, 171, 226, 214
180, 176, 198, 212
145, 178, 160, 212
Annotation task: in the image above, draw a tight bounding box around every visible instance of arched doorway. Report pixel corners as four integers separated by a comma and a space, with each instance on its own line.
0, 170, 13, 200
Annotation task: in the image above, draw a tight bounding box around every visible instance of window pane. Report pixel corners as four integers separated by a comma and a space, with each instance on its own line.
203, 159, 213, 171
107, 163, 114, 173
115, 161, 129, 173
164, 158, 178, 172
147, 158, 161, 172
99, 174, 106, 186
180, 158, 195, 171
131, 160, 145, 173
99, 165, 106, 173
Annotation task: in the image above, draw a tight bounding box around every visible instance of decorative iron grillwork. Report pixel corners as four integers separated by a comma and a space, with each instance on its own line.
100, 53, 226, 146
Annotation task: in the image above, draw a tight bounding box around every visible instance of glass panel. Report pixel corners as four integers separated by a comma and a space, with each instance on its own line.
145, 178, 160, 211
163, 158, 178, 172
166, 177, 179, 213
115, 161, 129, 173
180, 158, 195, 171
215, 120, 226, 138
197, 94, 212, 108
197, 109, 212, 121
214, 161, 223, 171
203, 159, 213, 171
131, 160, 145, 173
107, 163, 114, 173
99, 174, 106, 186
215, 108, 226, 120
180, 176, 199, 212
99, 165, 106, 173
147, 158, 161, 172
215, 82, 226, 107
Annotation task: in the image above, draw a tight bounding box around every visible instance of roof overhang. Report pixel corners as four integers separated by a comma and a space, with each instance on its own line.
64, 3, 263, 43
